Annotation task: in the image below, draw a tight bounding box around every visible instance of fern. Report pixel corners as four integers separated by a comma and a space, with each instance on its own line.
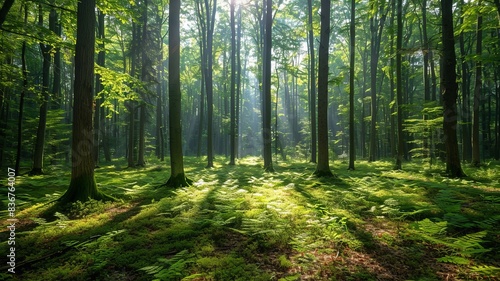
470, 265, 500, 277
450, 231, 489, 256
436, 255, 470, 265
412, 218, 447, 236
140, 250, 194, 281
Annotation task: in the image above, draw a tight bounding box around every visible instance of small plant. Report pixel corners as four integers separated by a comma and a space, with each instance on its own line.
68, 198, 112, 218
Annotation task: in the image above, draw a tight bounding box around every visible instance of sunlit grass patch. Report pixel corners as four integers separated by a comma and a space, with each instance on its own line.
1, 156, 499, 280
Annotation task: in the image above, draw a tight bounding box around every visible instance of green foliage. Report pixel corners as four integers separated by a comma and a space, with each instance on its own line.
68, 198, 114, 218
3, 157, 499, 281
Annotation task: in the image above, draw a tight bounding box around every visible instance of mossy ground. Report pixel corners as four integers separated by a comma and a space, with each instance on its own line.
1, 157, 499, 280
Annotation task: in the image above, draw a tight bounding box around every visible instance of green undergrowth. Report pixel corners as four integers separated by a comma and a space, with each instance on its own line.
0, 157, 499, 280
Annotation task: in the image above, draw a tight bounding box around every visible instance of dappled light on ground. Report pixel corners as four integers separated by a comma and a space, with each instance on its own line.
0, 157, 499, 280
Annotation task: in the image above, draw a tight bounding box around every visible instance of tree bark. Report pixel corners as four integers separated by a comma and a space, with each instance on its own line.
230, 0, 236, 165
307, 0, 317, 164
471, 6, 482, 167
166, 0, 191, 187
0, 0, 14, 28
395, 0, 404, 170
348, 0, 355, 170
60, 0, 111, 203
441, 0, 465, 177
262, 0, 274, 172
15, 6, 28, 176
31, 5, 52, 175
314, 0, 332, 177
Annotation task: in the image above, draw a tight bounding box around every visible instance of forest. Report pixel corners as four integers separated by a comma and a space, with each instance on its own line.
0, 0, 499, 280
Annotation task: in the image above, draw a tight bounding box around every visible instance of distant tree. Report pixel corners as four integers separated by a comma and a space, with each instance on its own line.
314, 0, 332, 177
166, 0, 191, 187
348, 0, 355, 170
230, 0, 236, 165
30, 4, 52, 175
195, 0, 217, 168
368, 0, 387, 162
15, 5, 28, 176
441, 0, 465, 177
307, 0, 317, 164
60, 0, 111, 203
262, 0, 273, 172
395, 0, 404, 170
471, 2, 482, 167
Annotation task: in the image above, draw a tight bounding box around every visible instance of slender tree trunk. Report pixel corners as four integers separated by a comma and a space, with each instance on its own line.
422, 0, 430, 159
15, 6, 28, 176
348, 0, 355, 170
236, 6, 242, 158
262, 0, 274, 172
31, 4, 52, 175
137, 103, 146, 166
166, 0, 190, 187
395, 0, 404, 170
230, 0, 236, 165
204, 0, 217, 168
94, 10, 105, 167
60, 0, 111, 203
441, 0, 465, 177
307, 0, 317, 163
315, 0, 332, 177
471, 7, 482, 167
127, 102, 136, 167
368, 3, 387, 162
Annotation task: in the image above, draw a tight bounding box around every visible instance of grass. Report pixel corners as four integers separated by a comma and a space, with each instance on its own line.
1, 157, 499, 281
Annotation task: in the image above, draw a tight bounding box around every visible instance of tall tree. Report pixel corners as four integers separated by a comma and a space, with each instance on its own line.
307, 0, 317, 164
60, 0, 110, 203
314, 0, 333, 177
94, 9, 105, 167
471, 3, 482, 167
197, 0, 217, 168
229, 0, 236, 165
166, 0, 191, 187
262, 0, 274, 172
348, 0, 355, 170
395, 0, 404, 170
15, 4, 28, 176
368, 0, 387, 162
30, 4, 52, 175
441, 0, 465, 177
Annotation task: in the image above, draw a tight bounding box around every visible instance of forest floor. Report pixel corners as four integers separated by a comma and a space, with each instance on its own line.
1, 157, 499, 281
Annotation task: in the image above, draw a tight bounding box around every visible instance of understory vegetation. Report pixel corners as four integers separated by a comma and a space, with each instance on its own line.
1, 157, 499, 281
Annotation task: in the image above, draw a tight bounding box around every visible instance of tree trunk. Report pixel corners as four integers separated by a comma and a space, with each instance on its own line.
314, 0, 332, 177
0, 0, 14, 28
368, 3, 387, 162
230, 0, 236, 165
307, 0, 317, 164
204, 0, 217, 168
15, 6, 28, 176
262, 0, 274, 172
441, 0, 465, 177
395, 0, 404, 170
137, 103, 146, 166
94, 10, 105, 167
236, 6, 242, 158
31, 4, 52, 175
166, 0, 190, 187
471, 7, 482, 167
60, 0, 111, 203
348, 0, 355, 170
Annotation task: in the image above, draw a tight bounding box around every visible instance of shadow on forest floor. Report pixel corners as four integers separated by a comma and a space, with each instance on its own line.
0, 157, 499, 281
